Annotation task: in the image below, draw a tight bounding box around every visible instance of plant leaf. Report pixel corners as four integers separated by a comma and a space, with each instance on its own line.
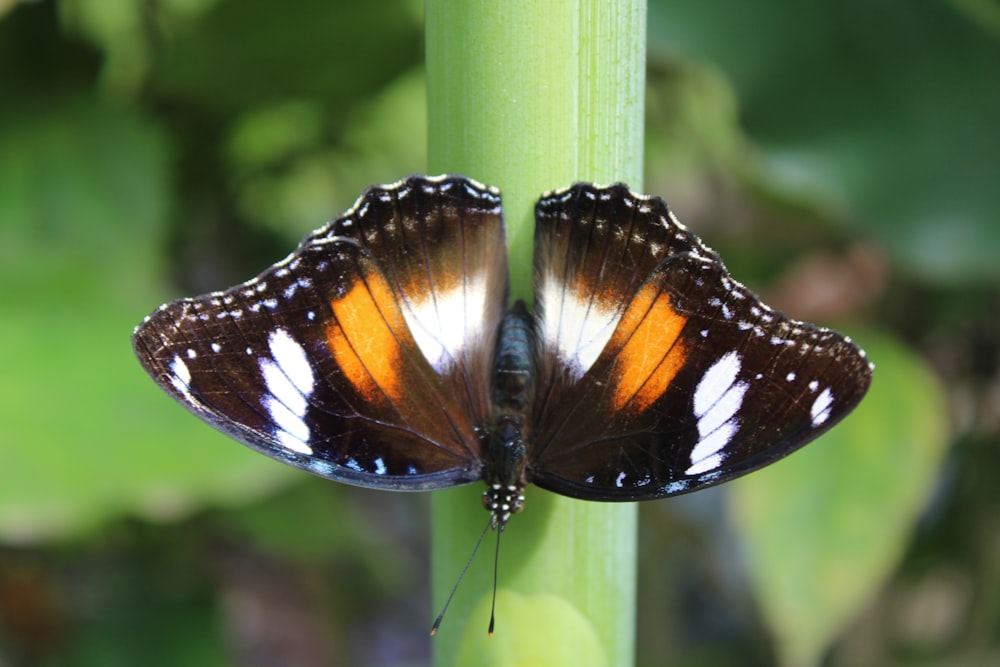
729, 329, 950, 666
0, 98, 296, 543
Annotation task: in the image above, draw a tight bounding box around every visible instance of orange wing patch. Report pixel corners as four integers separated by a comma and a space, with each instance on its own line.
609, 283, 688, 413
325, 272, 408, 406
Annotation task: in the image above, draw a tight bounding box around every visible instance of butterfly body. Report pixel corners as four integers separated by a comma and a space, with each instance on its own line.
133, 175, 872, 527
480, 302, 536, 527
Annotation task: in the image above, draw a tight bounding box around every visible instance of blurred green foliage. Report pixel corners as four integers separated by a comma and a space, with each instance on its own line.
648, 0, 1000, 283
732, 331, 949, 666
0, 0, 995, 665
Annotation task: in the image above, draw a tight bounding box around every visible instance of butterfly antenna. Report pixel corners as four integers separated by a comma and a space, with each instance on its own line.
488, 524, 503, 636
430, 517, 492, 636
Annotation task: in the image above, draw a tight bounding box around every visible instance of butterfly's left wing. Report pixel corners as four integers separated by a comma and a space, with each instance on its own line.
133, 176, 508, 491
529, 183, 873, 501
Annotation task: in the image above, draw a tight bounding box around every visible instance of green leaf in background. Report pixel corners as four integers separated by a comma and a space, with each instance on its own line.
644, 59, 749, 208
65, 587, 226, 667
0, 98, 297, 543
149, 0, 422, 115
228, 67, 427, 239
649, 0, 1000, 283
729, 330, 950, 667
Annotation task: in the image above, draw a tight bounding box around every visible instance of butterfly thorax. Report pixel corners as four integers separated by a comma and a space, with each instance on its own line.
481, 302, 535, 528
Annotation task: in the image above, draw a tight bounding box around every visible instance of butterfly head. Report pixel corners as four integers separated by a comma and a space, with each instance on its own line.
483, 482, 526, 530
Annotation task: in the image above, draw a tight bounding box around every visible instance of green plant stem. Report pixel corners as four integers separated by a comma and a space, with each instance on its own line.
426, 2, 645, 665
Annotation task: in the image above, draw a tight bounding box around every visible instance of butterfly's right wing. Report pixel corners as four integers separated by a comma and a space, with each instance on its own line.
529, 183, 872, 501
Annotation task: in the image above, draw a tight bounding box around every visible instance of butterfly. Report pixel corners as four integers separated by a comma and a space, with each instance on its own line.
133, 174, 872, 530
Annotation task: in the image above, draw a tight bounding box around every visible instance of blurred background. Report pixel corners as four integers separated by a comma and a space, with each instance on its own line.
0, 0, 997, 665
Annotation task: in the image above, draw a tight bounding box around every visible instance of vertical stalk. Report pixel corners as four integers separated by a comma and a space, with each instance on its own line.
427, 2, 645, 665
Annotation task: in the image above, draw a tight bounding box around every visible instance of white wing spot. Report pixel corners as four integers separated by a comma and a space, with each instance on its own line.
694, 351, 740, 418
268, 329, 314, 396
401, 277, 487, 374
262, 396, 312, 454
169, 355, 193, 400
260, 329, 315, 455
539, 270, 619, 380
688, 351, 748, 475
686, 452, 724, 476
810, 388, 835, 427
